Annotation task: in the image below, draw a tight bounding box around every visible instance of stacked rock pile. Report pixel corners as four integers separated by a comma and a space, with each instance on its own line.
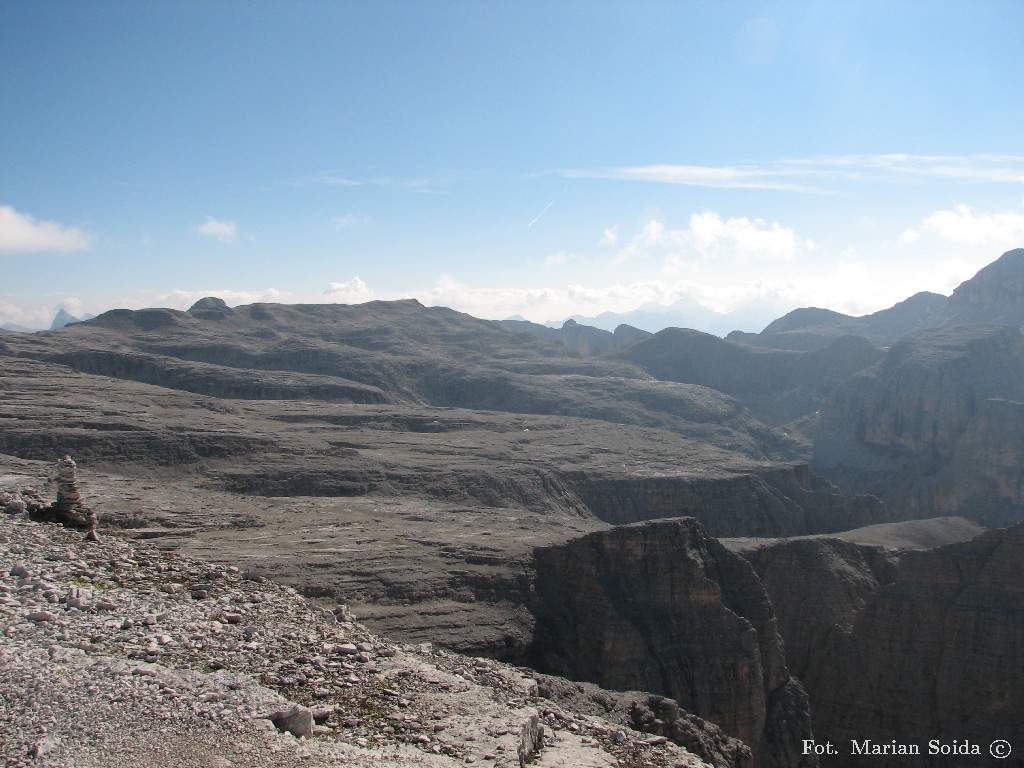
1, 500, 713, 768
49, 456, 97, 533
1, 456, 97, 536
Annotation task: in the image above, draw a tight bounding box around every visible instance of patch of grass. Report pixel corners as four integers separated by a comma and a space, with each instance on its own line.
65, 576, 117, 590
357, 696, 392, 720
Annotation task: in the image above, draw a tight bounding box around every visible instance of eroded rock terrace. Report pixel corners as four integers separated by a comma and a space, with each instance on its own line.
0, 509, 714, 768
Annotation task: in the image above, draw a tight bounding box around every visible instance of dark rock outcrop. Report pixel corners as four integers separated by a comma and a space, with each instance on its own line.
738, 537, 898, 697
527, 517, 815, 768
809, 324, 1024, 526
742, 525, 1024, 767
566, 463, 883, 537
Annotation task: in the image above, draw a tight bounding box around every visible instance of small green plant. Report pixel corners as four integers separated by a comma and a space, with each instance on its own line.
66, 576, 117, 590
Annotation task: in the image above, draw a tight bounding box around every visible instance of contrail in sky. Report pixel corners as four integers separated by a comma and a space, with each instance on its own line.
528, 186, 566, 227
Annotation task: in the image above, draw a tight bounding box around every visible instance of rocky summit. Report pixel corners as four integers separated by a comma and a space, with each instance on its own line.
2, 248, 1024, 767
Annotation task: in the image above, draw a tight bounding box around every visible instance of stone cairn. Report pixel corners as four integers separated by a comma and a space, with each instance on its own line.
50, 455, 98, 538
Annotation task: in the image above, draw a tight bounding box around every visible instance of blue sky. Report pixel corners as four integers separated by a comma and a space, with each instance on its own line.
2, 0, 1023, 330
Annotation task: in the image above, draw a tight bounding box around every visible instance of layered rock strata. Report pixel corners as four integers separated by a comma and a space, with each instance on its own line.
737, 538, 897, 695
0, 510, 715, 768
527, 517, 815, 768
813, 524, 1024, 766
738, 525, 1024, 768
810, 324, 1024, 526
568, 464, 886, 537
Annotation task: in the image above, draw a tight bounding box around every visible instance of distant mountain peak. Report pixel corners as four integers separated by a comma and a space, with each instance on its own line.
949, 247, 1024, 313
188, 296, 230, 312
746, 248, 1024, 350
50, 309, 81, 330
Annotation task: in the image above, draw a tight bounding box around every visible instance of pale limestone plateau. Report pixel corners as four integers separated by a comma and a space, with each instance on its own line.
1, 248, 1023, 767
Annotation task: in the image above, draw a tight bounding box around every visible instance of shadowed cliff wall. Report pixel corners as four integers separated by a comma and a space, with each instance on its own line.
527, 518, 816, 768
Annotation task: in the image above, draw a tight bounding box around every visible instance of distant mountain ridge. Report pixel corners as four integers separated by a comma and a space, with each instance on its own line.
2, 309, 94, 333
730, 248, 1024, 350
557, 294, 796, 337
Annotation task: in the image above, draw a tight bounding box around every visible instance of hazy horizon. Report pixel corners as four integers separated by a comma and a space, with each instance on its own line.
2, 1, 1023, 330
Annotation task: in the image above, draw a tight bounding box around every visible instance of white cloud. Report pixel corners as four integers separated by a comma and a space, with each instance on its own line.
617, 220, 671, 262
291, 172, 443, 194
565, 154, 1024, 193
197, 216, 238, 244
324, 277, 375, 304
899, 228, 920, 245
56, 297, 84, 316
688, 211, 801, 261
570, 164, 817, 192
313, 173, 365, 187
1, 296, 92, 329
545, 250, 574, 268
598, 226, 618, 247
920, 204, 1024, 246
0, 298, 47, 328
813, 153, 1024, 184
405, 275, 796, 324
617, 212, 808, 269
0, 205, 91, 254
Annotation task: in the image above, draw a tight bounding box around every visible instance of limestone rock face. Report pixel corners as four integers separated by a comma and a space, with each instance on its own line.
946, 247, 1024, 324
741, 525, 1024, 768
739, 538, 897, 699
824, 525, 1024, 765
569, 463, 883, 537
612, 327, 883, 426
528, 518, 814, 768
811, 324, 1024, 526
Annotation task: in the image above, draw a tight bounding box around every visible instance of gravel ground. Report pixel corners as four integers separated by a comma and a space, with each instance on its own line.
0, 503, 711, 768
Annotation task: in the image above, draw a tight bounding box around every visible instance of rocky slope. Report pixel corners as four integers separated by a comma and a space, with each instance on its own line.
0, 352, 870, 658
527, 518, 815, 768
0, 298, 795, 459
1, 498, 727, 768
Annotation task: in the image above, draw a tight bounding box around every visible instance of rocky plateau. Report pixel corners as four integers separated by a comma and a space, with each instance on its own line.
2, 249, 1023, 766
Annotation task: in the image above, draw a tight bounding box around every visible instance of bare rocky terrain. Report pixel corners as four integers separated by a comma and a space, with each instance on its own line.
2, 249, 1023, 766
0, 475, 720, 768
